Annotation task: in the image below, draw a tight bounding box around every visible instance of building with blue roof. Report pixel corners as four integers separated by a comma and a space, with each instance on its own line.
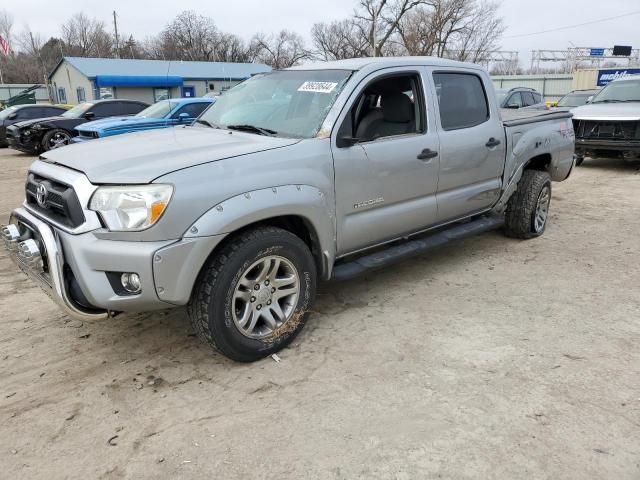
49, 57, 271, 105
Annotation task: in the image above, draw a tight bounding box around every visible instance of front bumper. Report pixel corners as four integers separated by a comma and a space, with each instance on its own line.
2, 207, 225, 321
2, 208, 108, 321
6, 131, 41, 153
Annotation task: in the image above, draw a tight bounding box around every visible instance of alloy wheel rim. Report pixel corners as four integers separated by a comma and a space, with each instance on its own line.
534, 185, 550, 233
49, 132, 70, 149
232, 255, 300, 339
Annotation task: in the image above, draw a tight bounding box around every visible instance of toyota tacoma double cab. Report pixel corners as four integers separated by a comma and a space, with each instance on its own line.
2, 57, 576, 362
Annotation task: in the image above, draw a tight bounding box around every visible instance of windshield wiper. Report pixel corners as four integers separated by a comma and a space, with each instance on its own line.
227, 124, 277, 136
195, 119, 221, 129
592, 99, 624, 103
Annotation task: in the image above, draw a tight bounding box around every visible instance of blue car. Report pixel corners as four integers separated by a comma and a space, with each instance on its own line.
73, 97, 215, 142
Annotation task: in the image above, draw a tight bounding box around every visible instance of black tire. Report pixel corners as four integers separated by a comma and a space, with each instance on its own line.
41, 129, 72, 152
504, 170, 552, 239
575, 156, 584, 166
188, 226, 317, 362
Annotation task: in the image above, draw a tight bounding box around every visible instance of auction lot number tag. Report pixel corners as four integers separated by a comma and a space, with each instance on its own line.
298, 81, 338, 93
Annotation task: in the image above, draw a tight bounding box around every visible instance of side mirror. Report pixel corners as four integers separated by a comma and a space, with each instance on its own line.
8, 112, 17, 120
83, 111, 95, 120
178, 112, 190, 122
506, 103, 520, 109
337, 135, 360, 148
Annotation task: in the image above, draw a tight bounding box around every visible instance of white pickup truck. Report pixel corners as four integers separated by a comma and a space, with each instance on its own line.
3, 57, 576, 361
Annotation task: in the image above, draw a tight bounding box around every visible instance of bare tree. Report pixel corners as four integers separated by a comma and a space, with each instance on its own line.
398, 0, 505, 62
61, 12, 113, 57
215, 32, 252, 63
250, 30, 308, 68
354, 0, 426, 57
0, 9, 13, 43
311, 19, 369, 60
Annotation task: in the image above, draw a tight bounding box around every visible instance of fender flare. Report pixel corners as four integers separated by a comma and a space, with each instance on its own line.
184, 184, 337, 277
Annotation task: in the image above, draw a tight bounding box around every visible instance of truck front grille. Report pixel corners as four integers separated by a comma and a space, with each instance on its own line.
573, 120, 640, 141
25, 172, 85, 228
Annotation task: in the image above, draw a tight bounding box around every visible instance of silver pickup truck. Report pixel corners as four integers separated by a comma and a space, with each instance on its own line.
2, 57, 575, 362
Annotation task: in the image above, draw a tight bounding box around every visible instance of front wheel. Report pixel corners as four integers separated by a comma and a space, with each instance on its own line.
504, 170, 552, 239
188, 226, 317, 362
42, 129, 72, 151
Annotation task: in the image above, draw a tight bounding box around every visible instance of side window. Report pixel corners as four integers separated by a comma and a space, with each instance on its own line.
118, 102, 146, 115
341, 73, 425, 142
522, 91, 536, 106
47, 107, 65, 116
76, 87, 86, 103
91, 102, 121, 118
171, 103, 209, 119
24, 108, 47, 119
57, 87, 67, 104
533, 92, 543, 104
506, 92, 523, 108
433, 72, 489, 130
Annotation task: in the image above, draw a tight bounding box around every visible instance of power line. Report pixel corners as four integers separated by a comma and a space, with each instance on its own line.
503, 10, 640, 39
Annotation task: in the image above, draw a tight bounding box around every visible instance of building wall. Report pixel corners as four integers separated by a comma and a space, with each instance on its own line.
491, 74, 574, 101
50, 61, 94, 104
113, 87, 155, 104
572, 70, 599, 90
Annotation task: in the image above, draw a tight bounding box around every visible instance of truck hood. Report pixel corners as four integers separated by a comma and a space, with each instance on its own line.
40, 126, 300, 184
571, 102, 640, 121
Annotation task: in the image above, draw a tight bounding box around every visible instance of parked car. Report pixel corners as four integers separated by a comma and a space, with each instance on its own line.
495, 87, 547, 110
553, 89, 600, 111
2, 57, 575, 362
0, 104, 69, 147
572, 76, 640, 165
6, 99, 148, 154
73, 98, 215, 143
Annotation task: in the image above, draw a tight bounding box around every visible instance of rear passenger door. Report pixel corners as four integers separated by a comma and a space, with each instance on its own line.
431, 71, 506, 222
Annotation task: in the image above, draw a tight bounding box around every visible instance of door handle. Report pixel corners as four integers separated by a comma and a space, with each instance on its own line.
486, 137, 501, 148
417, 149, 438, 160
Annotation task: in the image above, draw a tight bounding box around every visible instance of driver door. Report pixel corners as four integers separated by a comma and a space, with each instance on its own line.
331, 68, 440, 255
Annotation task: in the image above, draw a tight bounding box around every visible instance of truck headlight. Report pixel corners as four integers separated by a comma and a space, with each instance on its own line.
89, 185, 173, 231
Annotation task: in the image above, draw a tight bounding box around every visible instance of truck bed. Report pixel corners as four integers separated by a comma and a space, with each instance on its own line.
501, 109, 572, 127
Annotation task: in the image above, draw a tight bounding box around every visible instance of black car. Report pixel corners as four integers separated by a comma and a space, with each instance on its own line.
0, 104, 69, 147
6, 99, 148, 154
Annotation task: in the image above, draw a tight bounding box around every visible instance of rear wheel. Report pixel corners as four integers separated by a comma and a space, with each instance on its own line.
42, 129, 72, 151
188, 226, 317, 362
504, 170, 552, 239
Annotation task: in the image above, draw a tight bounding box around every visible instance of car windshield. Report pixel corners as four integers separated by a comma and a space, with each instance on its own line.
591, 79, 640, 103
197, 69, 353, 138
136, 100, 177, 119
61, 102, 93, 118
0, 106, 17, 120
557, 92, 596, 107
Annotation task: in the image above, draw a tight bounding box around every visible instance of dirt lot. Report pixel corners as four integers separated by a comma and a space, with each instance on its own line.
1, 147, 639, 479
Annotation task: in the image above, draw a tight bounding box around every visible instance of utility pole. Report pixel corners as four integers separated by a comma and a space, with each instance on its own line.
113, 11, 120, 59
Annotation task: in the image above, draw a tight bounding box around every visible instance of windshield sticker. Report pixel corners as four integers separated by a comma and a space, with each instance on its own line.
298, 81, 338, 94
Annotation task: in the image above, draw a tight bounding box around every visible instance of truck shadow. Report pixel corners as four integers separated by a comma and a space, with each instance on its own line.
580, 157, 640, 172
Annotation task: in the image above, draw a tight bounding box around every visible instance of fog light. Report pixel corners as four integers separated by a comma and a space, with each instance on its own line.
120, 273, 142, 294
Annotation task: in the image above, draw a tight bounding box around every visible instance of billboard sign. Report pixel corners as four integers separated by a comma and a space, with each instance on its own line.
597, 68, 640, 86
590, 48, 605, 57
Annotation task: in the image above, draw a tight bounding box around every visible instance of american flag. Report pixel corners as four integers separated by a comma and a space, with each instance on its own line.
0, 35, 10, 56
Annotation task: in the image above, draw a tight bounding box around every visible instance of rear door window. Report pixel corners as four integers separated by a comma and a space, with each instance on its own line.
433, 72, 489, 130
522, 92, 536, 106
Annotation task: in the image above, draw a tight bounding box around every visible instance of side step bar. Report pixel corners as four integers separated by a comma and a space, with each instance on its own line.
332, 215, 504, 281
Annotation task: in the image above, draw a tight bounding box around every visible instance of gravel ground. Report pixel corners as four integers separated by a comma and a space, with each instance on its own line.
1, 147, 639, 479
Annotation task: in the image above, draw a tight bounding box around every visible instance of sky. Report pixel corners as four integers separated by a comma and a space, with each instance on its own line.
2, 0, 639, 67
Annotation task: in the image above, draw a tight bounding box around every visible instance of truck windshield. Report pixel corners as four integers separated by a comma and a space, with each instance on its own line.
557, 92, 595, 107
136, 100, 177, 119
591, 79, 640, 103
197, 70, 352, 138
